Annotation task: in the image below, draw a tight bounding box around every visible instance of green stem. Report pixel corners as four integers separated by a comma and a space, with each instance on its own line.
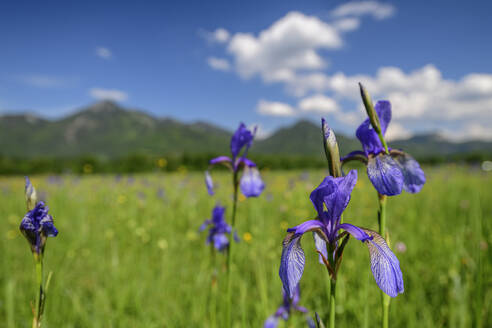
329, 279, 336, 328
32, 253, 43, 328
225, 171, 239, 327
378, 194, 390, 328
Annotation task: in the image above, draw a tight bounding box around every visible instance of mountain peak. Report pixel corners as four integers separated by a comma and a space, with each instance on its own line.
86, 100, 122, 113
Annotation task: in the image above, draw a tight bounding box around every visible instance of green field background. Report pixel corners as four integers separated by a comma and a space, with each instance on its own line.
0, 165, 490, 327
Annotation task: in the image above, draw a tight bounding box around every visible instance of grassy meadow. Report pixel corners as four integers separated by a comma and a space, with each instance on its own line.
0, 165, 490, 327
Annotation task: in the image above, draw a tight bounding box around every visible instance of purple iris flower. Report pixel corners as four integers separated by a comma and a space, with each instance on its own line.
205, 123, 265, 197
343, 101, 425, 196
20, 201, 58, 254
264, 284, 315, 328
200, 205, 238, 251
279, 170, 404, 298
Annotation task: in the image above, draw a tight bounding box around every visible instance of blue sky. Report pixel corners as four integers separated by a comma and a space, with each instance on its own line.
1, 0, 491, 140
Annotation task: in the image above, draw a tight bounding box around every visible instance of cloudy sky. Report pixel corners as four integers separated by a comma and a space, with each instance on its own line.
1, 0, 491, 140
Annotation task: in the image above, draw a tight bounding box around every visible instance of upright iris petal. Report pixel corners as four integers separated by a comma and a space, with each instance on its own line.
240, 166, 265, 197
230, 123, 254, 159
356, 101, 392, 155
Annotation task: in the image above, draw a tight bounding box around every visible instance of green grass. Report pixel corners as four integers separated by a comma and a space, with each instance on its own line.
0, 165, 490, 327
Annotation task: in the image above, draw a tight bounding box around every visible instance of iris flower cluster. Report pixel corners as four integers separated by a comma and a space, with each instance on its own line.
20, 177, 58, 254
264, 285, 315, 328
205, 123, 265, 198
200, 205, 238, 252
342, 94, 425, 196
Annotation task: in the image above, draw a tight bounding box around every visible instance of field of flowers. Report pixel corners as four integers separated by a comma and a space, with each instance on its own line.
0, 165, 490, 327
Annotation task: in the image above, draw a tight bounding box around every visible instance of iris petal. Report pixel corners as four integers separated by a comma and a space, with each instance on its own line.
356, 100, 392, 155
264, 316, 279, 328
209, 156, 232, 165
240, 166, 265, 197
230, 123, 254, 159
337, 223, 371, 242
362, 229, 404, 297
367, 154, 403, 196
393, 153, 425, 193
279, 234, 305, 298
205, 170, 214, 195
313, 232, 328, 265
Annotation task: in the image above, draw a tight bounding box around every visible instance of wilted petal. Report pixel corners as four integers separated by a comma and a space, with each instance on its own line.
367, 155, 403, 196
231, 123, 254, 159
264, 315, 279, 328
313, 232, 328, 265
393, 153, 425, 193
279, 234, 305, 298
356, 101, 392, 155
362, 229, 404, 297
204, 171, 214, 195
240, 166, 265, 197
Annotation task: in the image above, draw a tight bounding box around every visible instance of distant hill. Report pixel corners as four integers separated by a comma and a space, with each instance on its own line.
1, 101, 491, 159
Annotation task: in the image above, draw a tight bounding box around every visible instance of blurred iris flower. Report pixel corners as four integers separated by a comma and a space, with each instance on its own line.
205, 123, 265, 197
279, 170, 404, 298
20, 177, 58, 254
200, 205, 239, 251
342, 101, 425, 196
264, 284, 315, 328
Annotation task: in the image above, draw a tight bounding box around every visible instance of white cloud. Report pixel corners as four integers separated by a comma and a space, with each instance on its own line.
331, 1, 396, 20
96, 47, 112, 59
298, 94, 338, 113
333, 17, 361, 31
384, 122, 413, 141
256, 99, 295, 117
207, 57, 230, 71
440, 123, 492, 142
227, 12, 342, 82
19, 75, 74, 88
89, 88, 128, 102
201, 28, 231, 43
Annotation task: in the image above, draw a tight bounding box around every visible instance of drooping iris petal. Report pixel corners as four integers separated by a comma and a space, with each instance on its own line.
393, 153, 426, 193
213, 233, 229, 251
367, 154, 403, 196
337, 223, 371, 242
356, 100, 392, 155
279, 234, 305, 298
361, 229, 404, 297
313, 232, 328, 265
240, 166, 265, 197
209, 156, 232, 165
205, 170, 214, 195
264, 316, 279, 328
230, 123, 254, 159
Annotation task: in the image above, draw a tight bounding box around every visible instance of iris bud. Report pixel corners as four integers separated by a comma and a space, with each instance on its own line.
25, 176, 37, 211
359, 82, 382, 134
321, 118, 342, 178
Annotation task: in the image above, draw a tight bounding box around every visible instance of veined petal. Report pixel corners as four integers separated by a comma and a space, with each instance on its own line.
209, 156, 232, 165
324, 170, 358, 220
367, 154, 403, 196
240, 166, 265, 197
337, 223, 371, 242
204, 171, 214, 195
279, 233, 305, 298
362, 229, 404, 297
393, 153, 425, 193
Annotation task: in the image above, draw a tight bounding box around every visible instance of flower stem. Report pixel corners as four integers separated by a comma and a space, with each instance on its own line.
378, 194, 390, 328
32, 253, 43, 328
329, 278, 336, 328
226, 171, 239, 327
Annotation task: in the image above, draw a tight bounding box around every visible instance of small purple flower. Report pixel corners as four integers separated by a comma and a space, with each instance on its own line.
264, 285, 315, 328
343, 101, 425, 196
279, 170, 404, 298
200, 205, 236, 252
20, 201, 58, 254
205, 123, 265, 198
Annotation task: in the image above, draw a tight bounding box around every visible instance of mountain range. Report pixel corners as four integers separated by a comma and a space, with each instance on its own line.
1, 101, 491, 159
